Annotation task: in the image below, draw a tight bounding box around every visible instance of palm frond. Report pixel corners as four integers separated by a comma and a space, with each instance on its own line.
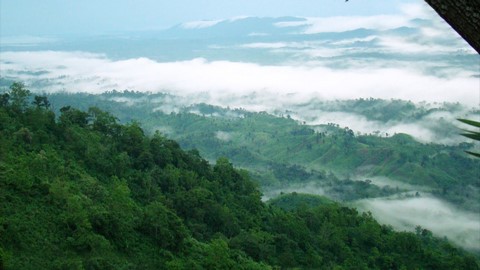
458, 118, 480, 128
458, 119, 480, 158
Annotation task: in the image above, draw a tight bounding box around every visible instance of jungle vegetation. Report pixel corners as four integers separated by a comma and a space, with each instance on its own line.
1, 83, 479, 269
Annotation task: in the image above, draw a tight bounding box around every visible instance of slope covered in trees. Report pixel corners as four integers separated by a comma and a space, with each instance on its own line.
1, 83, 479, 269
40, 91, 480, 212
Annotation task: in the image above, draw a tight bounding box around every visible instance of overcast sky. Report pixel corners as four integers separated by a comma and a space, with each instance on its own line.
1, 0, 420, 36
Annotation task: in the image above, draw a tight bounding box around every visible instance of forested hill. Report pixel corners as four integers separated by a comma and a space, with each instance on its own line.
1, 85, 479, 269
39, 90, 480, 212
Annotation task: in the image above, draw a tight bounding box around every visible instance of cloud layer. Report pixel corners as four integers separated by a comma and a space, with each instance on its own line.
1, 51, 478, 107
273, 3, 433, 34
356, 195, 480, 251
0, 2, 478, 145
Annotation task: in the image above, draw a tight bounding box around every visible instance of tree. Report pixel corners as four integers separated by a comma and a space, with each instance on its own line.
0, 93, 9, 107
88, 107, 121, 136
32, 95, 51, 109
9, 82, 31, 111
59, 106, 89, 127
458, 119, 480, 158
142, 201, 188, 251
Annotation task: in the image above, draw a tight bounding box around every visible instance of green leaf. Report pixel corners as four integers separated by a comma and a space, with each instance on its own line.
458, 118, 480, 128
460, 132, 480, 141
465, 151, 480, 158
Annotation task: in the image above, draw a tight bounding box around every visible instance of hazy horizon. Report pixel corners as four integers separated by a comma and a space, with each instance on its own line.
1, 0, 420, 37
1, 2, 478, 126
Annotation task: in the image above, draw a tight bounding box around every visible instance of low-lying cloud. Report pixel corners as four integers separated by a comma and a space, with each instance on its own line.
0, 2, 478, 146
273, 2, 432, 34
215, 131, 233, 142
356, 195, 480, 251
262, 182, 326, 201
1, 51, 478, 108
293, 109, 478, 144
351, 176, 432, 192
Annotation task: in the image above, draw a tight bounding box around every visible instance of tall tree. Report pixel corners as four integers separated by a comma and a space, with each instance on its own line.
9, 82, 31, 111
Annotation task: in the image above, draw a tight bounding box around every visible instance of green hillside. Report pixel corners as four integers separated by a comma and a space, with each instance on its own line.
268, 192, 334, 211
40, 91, 480, 212
1, 84, 479, 269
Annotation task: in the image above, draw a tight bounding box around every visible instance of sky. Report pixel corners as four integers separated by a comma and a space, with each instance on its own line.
1, 0, 419, 36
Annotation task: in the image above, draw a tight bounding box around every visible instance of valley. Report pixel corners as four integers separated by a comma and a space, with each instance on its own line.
37, 91, 480, 251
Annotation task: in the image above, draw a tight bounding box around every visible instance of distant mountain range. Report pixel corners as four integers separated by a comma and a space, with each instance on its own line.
1, 16, 476, 65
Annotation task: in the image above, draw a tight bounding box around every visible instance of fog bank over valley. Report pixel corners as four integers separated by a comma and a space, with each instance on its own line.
356, 195, 480, 251
1, 2, 478, 146
1, 50, 478, 144
1, 2, 478, 110
1, 51, 478, 108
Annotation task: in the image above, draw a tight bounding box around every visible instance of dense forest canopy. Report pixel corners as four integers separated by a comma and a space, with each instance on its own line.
1, 83, 479, 269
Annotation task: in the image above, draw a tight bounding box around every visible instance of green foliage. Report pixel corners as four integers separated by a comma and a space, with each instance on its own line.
269, 192, 334, 211
0, 84, 478, 269
458, 118, 480, 157
32, 95, 50, 109
9, 82, 31, 110
43, 91, 480, 210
